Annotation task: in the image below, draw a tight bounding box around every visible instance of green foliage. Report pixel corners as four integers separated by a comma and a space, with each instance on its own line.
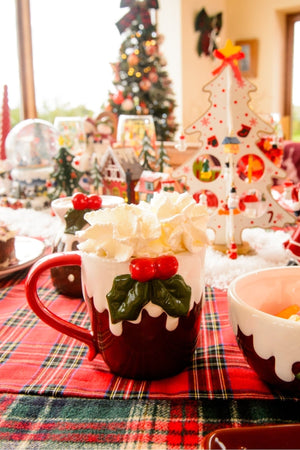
107, 273, 191, 324
38, 101, 95, 124
9, 102, 96, 129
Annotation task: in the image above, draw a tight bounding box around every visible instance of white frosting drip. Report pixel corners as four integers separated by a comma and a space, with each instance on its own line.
81, 249, 206, 336
228, 267, 300, 382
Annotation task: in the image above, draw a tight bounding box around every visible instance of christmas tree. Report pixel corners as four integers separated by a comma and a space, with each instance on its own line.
51, 147, 87, 198
106, 0, 178, 141
157, 140, 170, 172
173, 40, 295, 254
139, 131, 156, 170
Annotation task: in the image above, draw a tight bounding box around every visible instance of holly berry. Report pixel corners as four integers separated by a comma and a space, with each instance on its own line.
129, 255, 179, 282
129, 258, 156, 283
155, 255, 178, 280
72, 193, 102, 210
72, 192, 88, 210
87, 194, 102, 210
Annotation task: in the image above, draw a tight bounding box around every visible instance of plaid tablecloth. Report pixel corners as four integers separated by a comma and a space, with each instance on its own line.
0, 394, 299, 449
0, 268, 299, 401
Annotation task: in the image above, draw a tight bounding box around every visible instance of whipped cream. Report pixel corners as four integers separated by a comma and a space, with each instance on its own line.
78, 192, 209, 261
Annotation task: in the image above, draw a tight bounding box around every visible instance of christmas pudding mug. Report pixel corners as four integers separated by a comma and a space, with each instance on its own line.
50, 195, 125, 297
25, 248, 206, 380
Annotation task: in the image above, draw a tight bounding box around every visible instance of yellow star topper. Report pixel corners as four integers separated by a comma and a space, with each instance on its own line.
218, 39, 242, 64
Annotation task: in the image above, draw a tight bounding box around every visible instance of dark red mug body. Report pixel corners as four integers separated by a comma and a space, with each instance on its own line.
25, 250, 205, 379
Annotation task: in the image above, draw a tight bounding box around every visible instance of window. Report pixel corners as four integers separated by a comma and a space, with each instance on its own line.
145, 181, 154, 191
285, 13, 300, 140
0, 0, 122, 122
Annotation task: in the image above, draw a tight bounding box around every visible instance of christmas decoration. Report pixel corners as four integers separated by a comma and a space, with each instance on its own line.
157, 141, 170, 172
5, 119, 59, 209
173, 39, 295, 254
195, 8, 222, 57
135, 170, 188, 202
139, 131, 156, 170
106, 0, 178, 141
54, 117, 86, 154
51, 147, 88, 198
117, 114, 156, 155
99, 146, 143, 203
0, 85, 10, 161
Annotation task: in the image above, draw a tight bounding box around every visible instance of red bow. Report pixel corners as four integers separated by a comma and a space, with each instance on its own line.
212, 49, 245, 84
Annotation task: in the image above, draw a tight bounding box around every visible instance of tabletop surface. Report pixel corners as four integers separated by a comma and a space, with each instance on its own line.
0, 207, 299, 448
0, 266, 300, 449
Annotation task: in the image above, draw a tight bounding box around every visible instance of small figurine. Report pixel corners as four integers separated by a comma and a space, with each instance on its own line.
227, 241, 238, 259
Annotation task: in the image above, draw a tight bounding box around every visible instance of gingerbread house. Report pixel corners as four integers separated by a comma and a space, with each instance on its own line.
99, 146, 143, 203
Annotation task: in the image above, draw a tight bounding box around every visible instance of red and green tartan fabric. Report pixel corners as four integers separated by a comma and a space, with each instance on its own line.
0, 394, 299, 449
0, 268, 298, 401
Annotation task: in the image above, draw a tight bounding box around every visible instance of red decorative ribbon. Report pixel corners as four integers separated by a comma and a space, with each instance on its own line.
212, 49, 245, 83
116, 0, 159, 33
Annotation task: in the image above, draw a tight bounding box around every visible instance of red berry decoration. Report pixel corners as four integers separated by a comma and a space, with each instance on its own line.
129, 258, 156, 283
87, 194, 102, 210
72, 192, 88, 210
155, 255, 178, 280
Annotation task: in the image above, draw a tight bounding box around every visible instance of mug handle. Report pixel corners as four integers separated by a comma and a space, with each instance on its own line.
25, 252, 98, 360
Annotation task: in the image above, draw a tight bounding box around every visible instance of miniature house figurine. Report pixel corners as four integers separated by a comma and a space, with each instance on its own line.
99, 146, 143, 203
135, 170, 188, 202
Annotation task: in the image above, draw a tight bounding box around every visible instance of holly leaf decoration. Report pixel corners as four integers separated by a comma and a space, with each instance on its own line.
64, 208, 91, 235
107, 274, 150, 324
151, 275, 191, 317
106, 274, 191, 323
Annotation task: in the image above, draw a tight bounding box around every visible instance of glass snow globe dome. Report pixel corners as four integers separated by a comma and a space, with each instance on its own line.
5, 119, 59, 169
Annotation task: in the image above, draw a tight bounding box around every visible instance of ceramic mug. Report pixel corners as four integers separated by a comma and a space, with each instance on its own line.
50, 195, 124, 297
25, 249, 206, 380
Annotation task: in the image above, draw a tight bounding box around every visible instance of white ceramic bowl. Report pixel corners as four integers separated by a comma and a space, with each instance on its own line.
228, 266, 300, 392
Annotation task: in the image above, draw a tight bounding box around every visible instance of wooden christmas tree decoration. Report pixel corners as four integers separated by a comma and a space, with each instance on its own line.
173, 39, 295, 255
0, 85, 11, 160
51, 147, 88, 198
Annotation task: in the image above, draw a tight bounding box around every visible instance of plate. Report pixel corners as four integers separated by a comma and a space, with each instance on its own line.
0, 236, 46, 279
201, 424, 300, 449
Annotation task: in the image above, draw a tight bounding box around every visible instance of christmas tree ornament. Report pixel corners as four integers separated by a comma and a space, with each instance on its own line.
121, 97, 135, 111
139, 78, 152, 91
127, 52, 140, 66
173, 39, 295, 255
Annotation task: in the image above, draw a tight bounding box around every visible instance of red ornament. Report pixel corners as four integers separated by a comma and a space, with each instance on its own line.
148, 71, 159, 83
139, 78, 152, 91
112, 91, 124, 105
128, 53, 139, 66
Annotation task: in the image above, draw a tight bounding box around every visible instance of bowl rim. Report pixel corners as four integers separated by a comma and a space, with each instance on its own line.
227, 265, 300, 325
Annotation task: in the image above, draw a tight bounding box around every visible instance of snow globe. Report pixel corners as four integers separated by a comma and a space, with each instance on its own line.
5, 119, 59, 208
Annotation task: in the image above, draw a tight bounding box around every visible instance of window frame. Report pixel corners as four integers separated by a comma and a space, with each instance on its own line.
284, 12, 300, 137
15, 0, 37, 119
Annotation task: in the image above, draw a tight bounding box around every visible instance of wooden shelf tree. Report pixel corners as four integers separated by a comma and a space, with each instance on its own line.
174, 40, 295, 255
